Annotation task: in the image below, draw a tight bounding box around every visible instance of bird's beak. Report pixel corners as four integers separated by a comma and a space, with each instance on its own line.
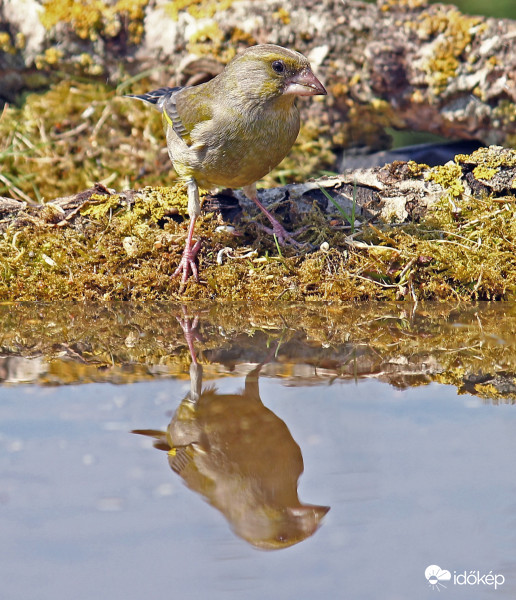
284, 68, 327, 97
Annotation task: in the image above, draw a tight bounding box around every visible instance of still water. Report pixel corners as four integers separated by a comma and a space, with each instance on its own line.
1, 303, 515, 599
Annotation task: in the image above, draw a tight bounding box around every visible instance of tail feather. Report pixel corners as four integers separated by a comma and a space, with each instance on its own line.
125, 86, 183, 113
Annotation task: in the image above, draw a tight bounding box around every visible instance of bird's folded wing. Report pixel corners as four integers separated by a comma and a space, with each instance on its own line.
166, 86, 214, 148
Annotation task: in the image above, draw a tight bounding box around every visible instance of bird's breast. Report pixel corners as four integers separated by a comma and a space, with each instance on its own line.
185, 103, 300, 190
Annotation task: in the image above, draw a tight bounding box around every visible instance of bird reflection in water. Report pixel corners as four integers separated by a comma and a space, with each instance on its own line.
133, 313, 329, 550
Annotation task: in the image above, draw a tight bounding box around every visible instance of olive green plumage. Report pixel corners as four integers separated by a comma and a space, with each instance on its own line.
127, 44, 326, 283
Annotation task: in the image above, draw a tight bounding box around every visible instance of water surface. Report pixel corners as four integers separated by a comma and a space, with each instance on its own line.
1, 303, 515, 599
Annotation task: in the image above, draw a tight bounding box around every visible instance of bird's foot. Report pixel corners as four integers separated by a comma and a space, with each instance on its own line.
172, 239, 203, 285
256, 219, 309, 249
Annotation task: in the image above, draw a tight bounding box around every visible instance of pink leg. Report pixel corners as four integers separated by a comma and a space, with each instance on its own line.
172, 216, 202, 284
242, 184, 307, 248
173, 178, 202, 284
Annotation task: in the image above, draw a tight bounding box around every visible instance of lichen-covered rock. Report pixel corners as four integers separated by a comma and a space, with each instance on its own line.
1, 0, 515, 148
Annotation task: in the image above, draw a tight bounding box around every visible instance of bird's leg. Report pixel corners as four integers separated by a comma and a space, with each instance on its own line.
242, 183, 307, 248
173, 178, 203, 284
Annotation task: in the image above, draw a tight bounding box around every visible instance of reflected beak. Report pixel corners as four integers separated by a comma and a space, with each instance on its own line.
284, 68, 327, 97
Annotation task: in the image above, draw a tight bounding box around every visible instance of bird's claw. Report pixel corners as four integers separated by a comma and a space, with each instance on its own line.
256, 222, 309, 249
173, 239, 202, 285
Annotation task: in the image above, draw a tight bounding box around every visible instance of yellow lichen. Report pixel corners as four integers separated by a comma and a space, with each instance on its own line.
15, 32, 26, 50
40, 0, 149, 44
456, 146, 516, 169
165, 0, 234, 21
472, 165, 498, 181
425, 162, 464, 198
380, 0, 426, 10
414, 9, 485, 94
273, 7, 291, 25
406, 160, 429, 177
0, 32, 15, 54
188, 21, 224, 45
35, 47, 64, 69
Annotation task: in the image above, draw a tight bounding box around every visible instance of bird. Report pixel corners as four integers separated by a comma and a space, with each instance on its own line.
126, 44, 327, 285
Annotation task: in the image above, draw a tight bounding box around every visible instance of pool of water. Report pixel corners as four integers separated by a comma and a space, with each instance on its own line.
1, 303, 515, 599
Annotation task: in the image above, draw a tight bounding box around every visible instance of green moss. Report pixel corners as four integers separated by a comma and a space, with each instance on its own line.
4, 148, 516, 303
80, 194, 122, 218
0, 79, 167, 202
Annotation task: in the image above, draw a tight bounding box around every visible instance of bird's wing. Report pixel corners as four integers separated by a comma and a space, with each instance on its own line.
126, 86, 191, 143
168, 85, 214, 148
160, 87, 192, 142
127, 85, 214, 147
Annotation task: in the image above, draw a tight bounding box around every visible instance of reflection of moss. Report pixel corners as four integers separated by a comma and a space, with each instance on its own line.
1, 302, 516, 403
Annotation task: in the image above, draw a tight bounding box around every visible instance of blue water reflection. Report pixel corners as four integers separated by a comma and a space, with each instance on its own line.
1, 372, 515, 599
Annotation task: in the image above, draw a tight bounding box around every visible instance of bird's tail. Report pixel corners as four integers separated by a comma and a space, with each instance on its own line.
125, 86, 182, 113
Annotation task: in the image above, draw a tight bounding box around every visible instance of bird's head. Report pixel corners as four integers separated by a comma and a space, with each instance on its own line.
221, 44, 327, 105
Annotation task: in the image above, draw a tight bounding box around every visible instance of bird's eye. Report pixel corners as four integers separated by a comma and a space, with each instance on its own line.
272, 60, 286, 74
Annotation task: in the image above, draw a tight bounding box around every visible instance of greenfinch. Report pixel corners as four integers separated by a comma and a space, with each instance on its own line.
127, 44, 326, 284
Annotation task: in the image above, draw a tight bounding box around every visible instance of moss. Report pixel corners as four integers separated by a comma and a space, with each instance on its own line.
0, 79, 169, 202
80, 193, 122, 218
4, 150, 516, 303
